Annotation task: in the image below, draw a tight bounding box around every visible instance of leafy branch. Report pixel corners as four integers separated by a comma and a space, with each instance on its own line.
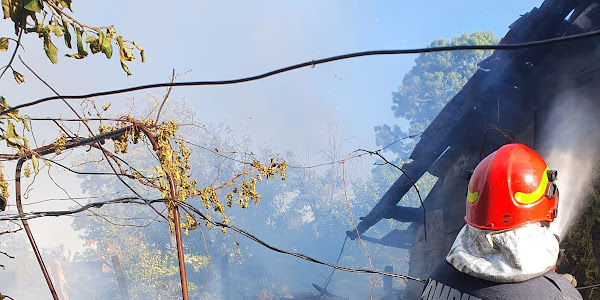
92, 116, 287, 235
1, 0, 144, 78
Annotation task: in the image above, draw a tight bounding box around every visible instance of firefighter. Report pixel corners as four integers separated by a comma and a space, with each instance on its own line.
420, 143, 582, 300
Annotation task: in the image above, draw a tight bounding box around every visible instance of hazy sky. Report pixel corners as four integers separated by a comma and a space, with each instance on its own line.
0, 0, 543, 250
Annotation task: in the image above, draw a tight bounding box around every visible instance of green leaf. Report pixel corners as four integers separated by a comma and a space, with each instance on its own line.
23, 0, 41, 13
97, 30, 104, 43
61, 18, 71, 48
87, 36, 100, 54
47, 24, 64, 37
0, 38, 8, 51
12, 69, 24, 84
58, 0, 71, 11
74, 25, 88, 57
43, 33, 58, 64
99, 30, 112, 59
31, 155, 38, 174
6, 120, 17, 139
115, 35, 124, 50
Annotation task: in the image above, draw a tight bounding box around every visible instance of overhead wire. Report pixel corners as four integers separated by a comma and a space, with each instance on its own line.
3, 28, 600, 116
0, 197, 426, 283
176, 200, 426, 283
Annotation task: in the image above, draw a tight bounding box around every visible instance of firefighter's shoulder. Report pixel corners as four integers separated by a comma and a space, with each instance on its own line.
420, 261, 582, 300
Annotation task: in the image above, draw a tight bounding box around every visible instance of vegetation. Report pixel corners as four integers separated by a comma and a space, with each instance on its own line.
0, 1, 286, 299
0, 0, 146, 209
68, 106, 410, 298
1, 0, 144, 78
374, 31, 498, 159
356, 32, 499, 227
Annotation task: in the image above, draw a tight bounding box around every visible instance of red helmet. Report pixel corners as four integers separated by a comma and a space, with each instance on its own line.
465, 143, 559, 230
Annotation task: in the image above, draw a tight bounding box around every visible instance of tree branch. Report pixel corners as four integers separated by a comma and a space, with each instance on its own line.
44, 0, 113, 32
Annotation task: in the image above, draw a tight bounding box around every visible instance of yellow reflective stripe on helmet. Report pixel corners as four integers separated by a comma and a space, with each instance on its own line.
467, 189, 479, 203
514, 167, 549, 204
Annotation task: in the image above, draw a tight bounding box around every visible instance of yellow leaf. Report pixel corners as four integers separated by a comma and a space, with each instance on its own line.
6, 120, 17, 138
31, 155, 38, 175
155, 166, 164, 177
21, 118, 30, 131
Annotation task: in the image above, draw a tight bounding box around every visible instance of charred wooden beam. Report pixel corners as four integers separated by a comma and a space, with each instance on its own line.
346, 159, 431, 239
347, 0, 586, 240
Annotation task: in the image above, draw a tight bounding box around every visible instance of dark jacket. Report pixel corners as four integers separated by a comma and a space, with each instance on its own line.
420, 261, 582, 300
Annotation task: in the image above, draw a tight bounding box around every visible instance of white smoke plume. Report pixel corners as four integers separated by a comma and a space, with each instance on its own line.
543, 94, 600, 239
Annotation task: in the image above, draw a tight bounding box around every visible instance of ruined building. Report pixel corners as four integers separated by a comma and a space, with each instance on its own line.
347, 0, 600, 298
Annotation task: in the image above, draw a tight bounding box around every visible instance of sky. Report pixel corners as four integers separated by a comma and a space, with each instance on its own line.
0, 0, 544, 278
2, 1, 544, 156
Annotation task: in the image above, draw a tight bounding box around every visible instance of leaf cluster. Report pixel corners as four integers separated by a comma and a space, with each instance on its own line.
0, 96, 30, 153
0, 96, 31, 205
1, 0, 144, 78
93, 115, 287, 237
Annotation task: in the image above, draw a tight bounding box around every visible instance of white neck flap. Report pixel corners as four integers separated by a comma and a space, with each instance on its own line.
446, 223, 559, 283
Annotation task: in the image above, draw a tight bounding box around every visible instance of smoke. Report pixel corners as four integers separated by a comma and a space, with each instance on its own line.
543, 94, 600, 239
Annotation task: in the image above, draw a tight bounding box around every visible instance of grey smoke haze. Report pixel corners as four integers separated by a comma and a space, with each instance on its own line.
0, 1, 548, 298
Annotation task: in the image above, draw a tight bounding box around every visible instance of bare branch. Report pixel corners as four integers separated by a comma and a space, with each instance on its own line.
0, 29, 23, 80
342, 151, 376, 299
156, 69, 176, 123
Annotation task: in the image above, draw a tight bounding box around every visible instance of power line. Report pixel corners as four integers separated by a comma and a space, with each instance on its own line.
4, 29, 600, 116
176, 201, 426, 283
0, 197, 153, 220
0, 197, 426, 283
